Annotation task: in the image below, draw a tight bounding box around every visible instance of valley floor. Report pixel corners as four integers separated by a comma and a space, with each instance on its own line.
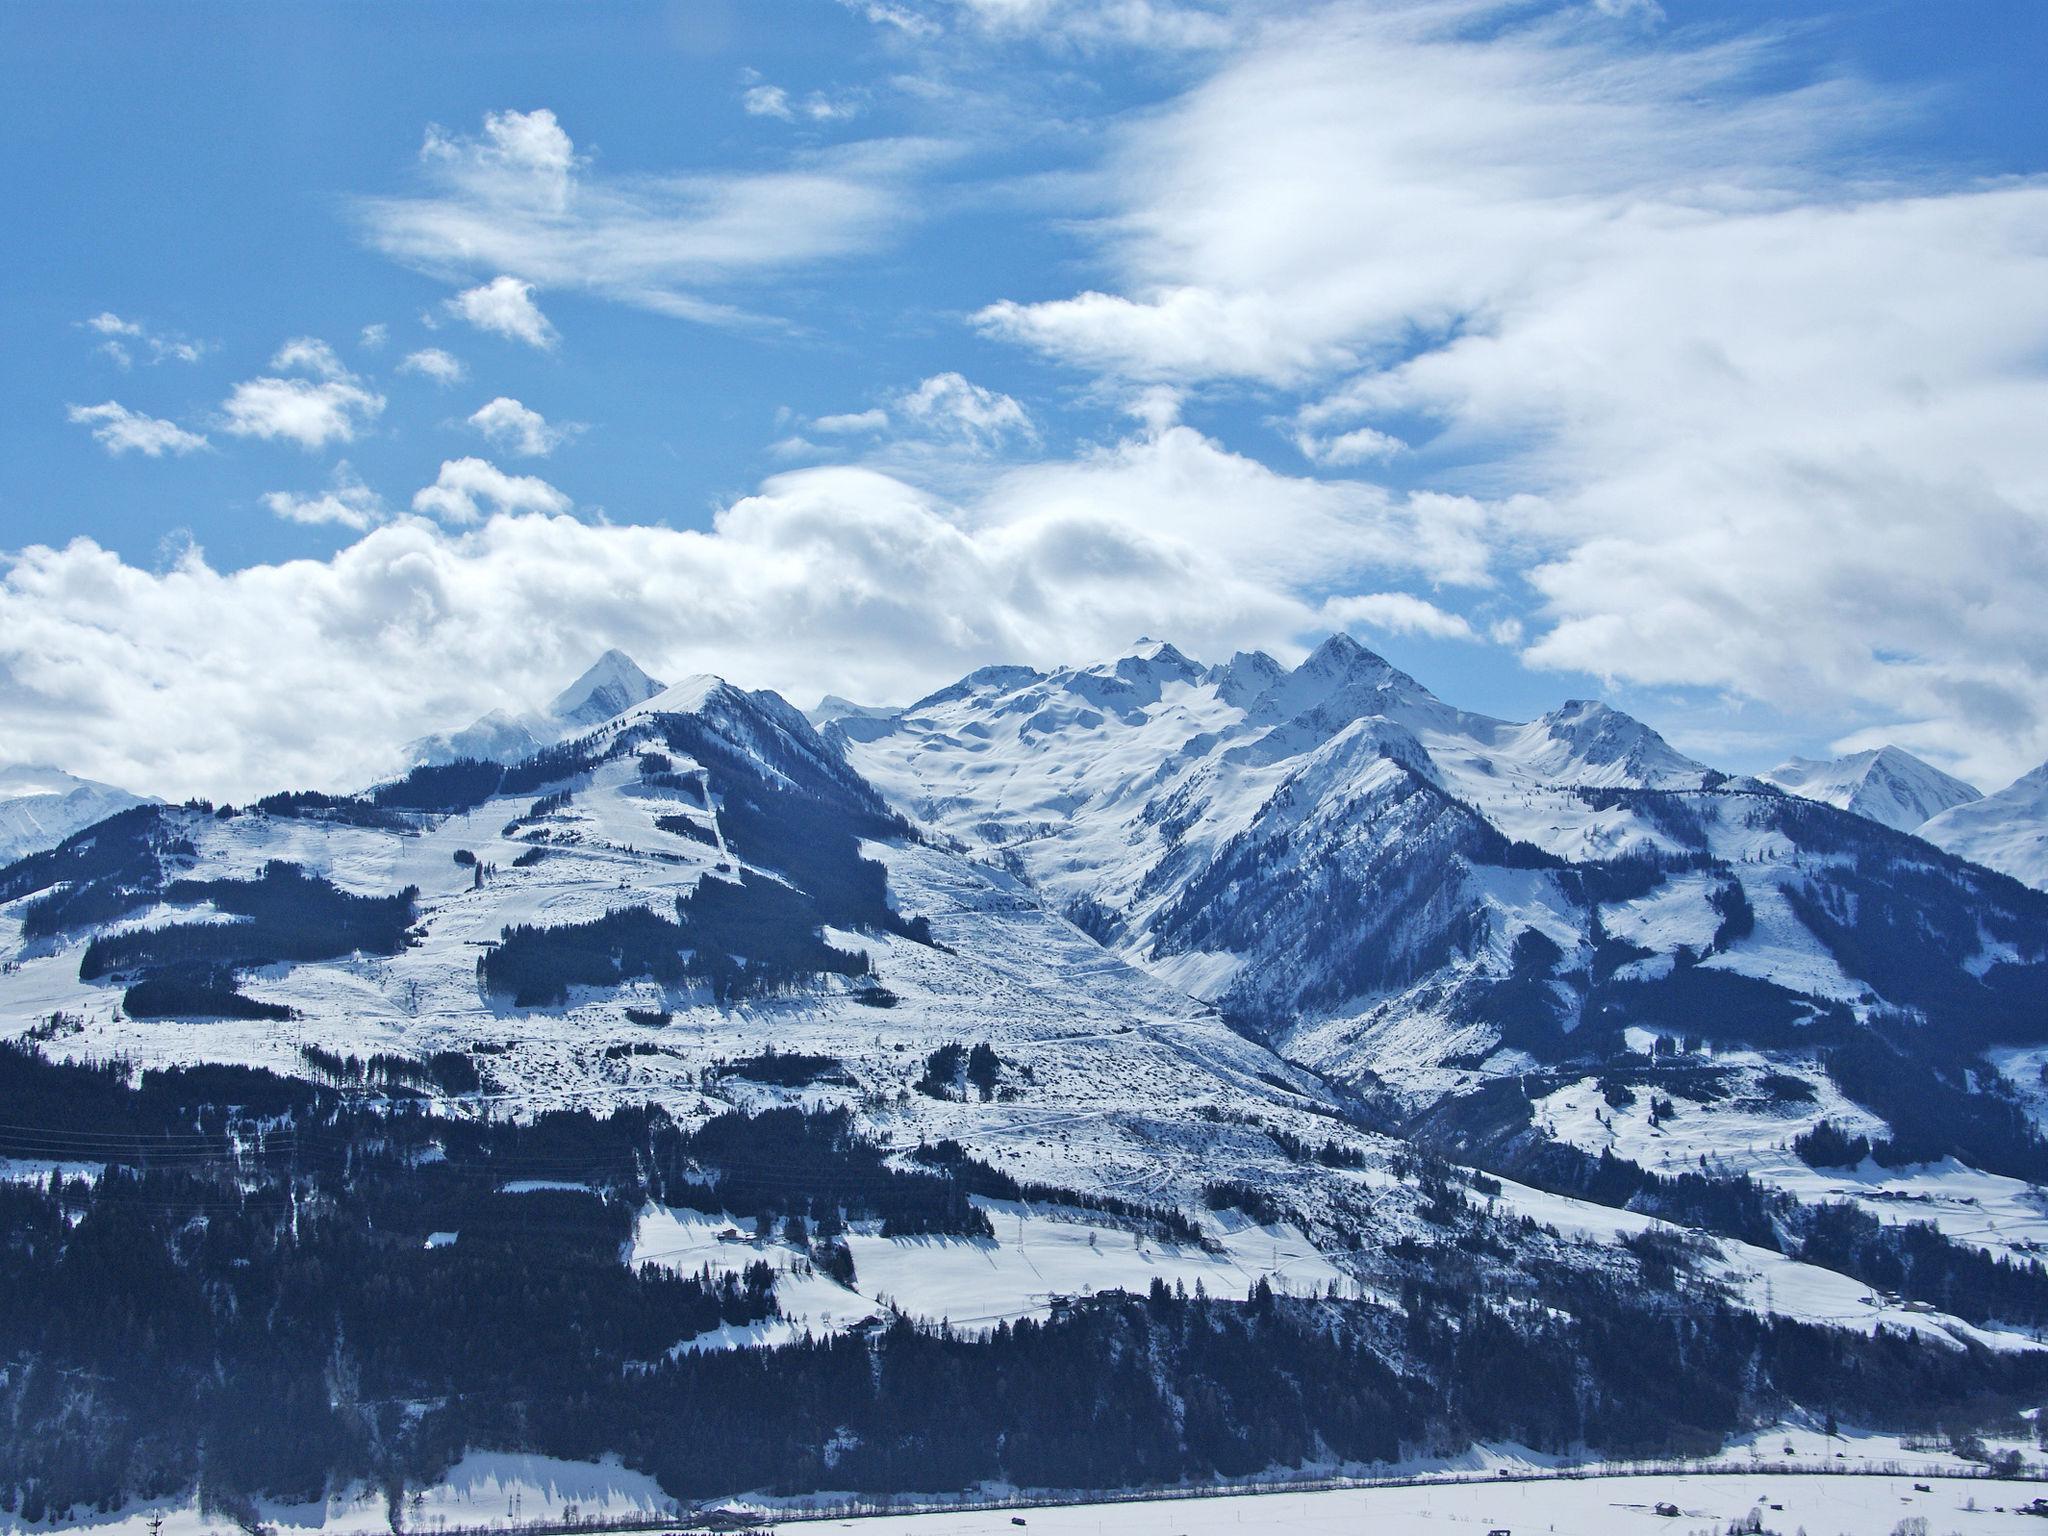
847, 1471, 2045, 1535
20, 1431, 2047, 1536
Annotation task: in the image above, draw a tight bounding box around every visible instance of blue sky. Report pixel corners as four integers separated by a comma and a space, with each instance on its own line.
4, 0, 2047, 801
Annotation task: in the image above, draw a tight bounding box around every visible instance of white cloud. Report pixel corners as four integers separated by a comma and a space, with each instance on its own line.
262, 462, 387, 531
220, 375, 385, 451
970, 2, 2048, 784
411, 457, 571, 523
360, 322, 390, 350
356, 108, 938, 327
80, 311, 205, 367
397, 347, 467, 384
270, 336, 350, 381
1321, 591, 1475, 643
445, 276, 556, 349
1294, 425, 1403, 466
851, 0, 1235, 50
468, 396, 576, 457
743, 79, 863, 123
812, 408, 891, 434
0, 421, 1496, 800
895, 372, 1035, 448
219, 340, 385, 451
744, 84, 795, 120
66, 401, 209, 458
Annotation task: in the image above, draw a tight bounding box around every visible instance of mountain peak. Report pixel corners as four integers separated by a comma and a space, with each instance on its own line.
0, 764, 158, 865
547, 649, 665, 728
1761, 744, 1980, 835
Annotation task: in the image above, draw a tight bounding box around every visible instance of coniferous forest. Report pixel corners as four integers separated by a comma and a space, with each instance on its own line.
5, 1038, 2046, 1524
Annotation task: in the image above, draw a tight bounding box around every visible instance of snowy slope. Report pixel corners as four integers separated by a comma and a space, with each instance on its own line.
1920, 761, 2048, 891
0, 764, 155, 864
0, 677, 1426, 1263
1760, 746, 1981, 833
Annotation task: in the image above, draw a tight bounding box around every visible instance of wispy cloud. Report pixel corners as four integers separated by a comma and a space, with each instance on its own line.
354, 108, 944, 329
80, 311, 206, 369
66, 400, 209, 457
1321, 590, 1475, 643
396, 347, 467, 384
262, 462, 387, 531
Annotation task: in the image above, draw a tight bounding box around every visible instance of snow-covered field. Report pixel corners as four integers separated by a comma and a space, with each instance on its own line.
630, 1197, 1348, 1349
14, 1453, 680, 1536
843, 1473, 2048, 1536
1486, 1175, 2042, 1351
27, 1452, 2048, 1536
1533, 1064, 2048, 1266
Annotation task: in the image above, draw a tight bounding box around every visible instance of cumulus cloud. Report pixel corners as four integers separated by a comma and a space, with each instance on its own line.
221, 376, 384, 450
0, 422, 1496, 799
262, 462, 387, 531
66, 401, 209, 458
445, 276, 556, 349
270, 337, 351, 381
360, 322, 390, 350
411, 457, 572, 523
215, 340, 386, 451
397, 347, 467, 384
1321, 591, 1475, 642
467, 396, 576, 456
970, 1, 2048, 784
355, 108, 939, 327
895, 373, 1035, 448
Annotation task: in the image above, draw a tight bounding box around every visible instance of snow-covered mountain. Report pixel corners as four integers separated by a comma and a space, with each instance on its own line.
1919, 760, 2048, 891
840, 637, 2048, 1231
0, 763, 155, 864
1759, 745, 1980, 833
0, 661, 1398, 1246
10, 642, 2048, 1515
406, 648, 665, 766
840, 635, 1753, 1042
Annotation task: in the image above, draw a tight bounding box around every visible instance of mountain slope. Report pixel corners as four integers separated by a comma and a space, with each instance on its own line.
1920, 761, 2048, 891
842, 637, 2048, 1239
1760, 745, 1980, 833
0, 764, 155, 864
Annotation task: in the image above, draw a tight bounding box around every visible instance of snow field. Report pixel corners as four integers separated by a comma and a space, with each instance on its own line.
629, 1198, 1348, 1349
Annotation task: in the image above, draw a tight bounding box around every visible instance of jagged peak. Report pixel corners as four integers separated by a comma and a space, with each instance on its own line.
547, 649, 665, 727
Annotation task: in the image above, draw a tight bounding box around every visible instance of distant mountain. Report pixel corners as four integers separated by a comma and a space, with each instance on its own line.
0, 764, 155, 864
1919, 761, 2048, 891
1760, 745, 1980, 833
407, 648, 664, 766
843, 637, 2048, 1179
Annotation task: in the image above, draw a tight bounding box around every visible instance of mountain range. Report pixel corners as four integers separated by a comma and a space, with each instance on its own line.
9, 636, 2048, 1518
